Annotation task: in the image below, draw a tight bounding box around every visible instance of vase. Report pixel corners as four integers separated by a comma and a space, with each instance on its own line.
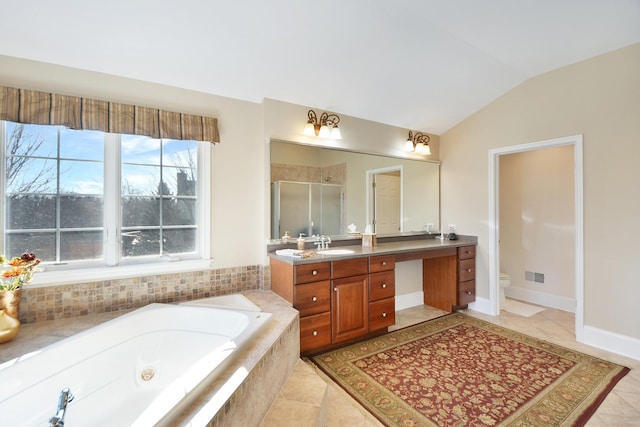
0, 309, 20, 343
1, 288, 22, 319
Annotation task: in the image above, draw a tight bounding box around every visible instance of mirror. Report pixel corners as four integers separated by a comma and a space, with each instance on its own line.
270, 140, 440, 239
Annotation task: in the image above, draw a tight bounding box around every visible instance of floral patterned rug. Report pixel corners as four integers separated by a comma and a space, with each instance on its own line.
311, 313, 629, 426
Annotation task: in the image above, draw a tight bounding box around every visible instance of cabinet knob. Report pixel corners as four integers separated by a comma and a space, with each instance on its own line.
466, 291, 473, 295
312, 330, 318, 336
312, 296, 317, 302
465, 250, 472, 254
382, 261, 387, 266
381, 312, 387, 318
467, 268, 473, 273
333, 287, 337, 292
312, 270, 318, 276
381, 283, 387, 289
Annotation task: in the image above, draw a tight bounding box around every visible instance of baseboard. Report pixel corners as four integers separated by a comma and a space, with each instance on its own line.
505, 286, 576, 313
395, 291, 424, 311
583, 325, 640, 362
469, 297, 491, 315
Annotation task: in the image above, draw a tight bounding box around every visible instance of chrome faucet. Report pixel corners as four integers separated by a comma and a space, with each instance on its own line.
49, 388, 74, 427
315, 235, 331, 250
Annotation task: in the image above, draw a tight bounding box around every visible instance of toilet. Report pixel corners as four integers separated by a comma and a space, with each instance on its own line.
499, 272, 511, 304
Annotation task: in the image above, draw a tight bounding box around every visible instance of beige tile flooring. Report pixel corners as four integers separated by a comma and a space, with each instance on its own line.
302, 301, 640, 427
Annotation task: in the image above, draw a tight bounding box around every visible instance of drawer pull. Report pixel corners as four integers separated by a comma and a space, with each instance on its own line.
312, 330, 318, 336
465, 291, 473, 295
465, 250, 472, 254
382, 283, 387, 289
381, 312, 387, 318
467, 268, 473, 273
312, 270, 318, 276
312, 296, 317, 302
333, 287, 337, 292
382, 261, 387, 266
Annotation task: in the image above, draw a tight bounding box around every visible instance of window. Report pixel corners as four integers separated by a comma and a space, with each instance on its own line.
1, 120, 210, 270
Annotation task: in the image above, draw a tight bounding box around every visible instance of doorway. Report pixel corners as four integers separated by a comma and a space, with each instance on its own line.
366, 166, 403, 234
488, 135, 584, 341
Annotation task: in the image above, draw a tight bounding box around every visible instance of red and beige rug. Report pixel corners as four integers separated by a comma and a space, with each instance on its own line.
311, 313, 629, 426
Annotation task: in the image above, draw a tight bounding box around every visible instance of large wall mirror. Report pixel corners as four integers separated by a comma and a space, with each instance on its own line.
270, 140, 440, 239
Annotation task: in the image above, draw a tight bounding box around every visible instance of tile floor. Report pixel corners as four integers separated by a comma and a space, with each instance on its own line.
304, 301, 640, 427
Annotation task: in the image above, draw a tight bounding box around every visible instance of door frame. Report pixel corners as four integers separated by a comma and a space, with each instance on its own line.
365, 165, 404, 233
488, 134, 584, 342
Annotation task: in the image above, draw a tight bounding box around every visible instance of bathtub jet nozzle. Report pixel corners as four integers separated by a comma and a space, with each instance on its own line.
49, 387, 74, 426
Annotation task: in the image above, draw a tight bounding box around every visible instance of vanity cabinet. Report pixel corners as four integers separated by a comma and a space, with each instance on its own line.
368, 255, 395, 331
457, 245, 476, 306
269, 240, 476, 355
291, 262, 332, 352
270, 255, 394, 355
423, 245, 476, 311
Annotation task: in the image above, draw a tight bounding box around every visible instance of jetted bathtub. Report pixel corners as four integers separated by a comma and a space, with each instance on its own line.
0, 301, 272, 426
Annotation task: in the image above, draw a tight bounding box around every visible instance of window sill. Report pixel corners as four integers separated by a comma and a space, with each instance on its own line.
25, 259, 214, 288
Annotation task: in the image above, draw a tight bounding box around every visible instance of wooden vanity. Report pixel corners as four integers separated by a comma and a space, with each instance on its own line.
269, 238, 476, 355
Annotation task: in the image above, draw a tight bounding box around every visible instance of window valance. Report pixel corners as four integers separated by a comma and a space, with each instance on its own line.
0, 85, 220, 143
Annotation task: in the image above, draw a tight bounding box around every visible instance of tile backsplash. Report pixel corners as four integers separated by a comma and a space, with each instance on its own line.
18, 264, 270, 324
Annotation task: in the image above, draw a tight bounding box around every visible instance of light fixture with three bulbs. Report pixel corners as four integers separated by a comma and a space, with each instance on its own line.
404, 130, 431, 155
303, 109, 342, 139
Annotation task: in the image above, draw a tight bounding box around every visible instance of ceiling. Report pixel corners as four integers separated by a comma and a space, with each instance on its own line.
1, 1, 639, 134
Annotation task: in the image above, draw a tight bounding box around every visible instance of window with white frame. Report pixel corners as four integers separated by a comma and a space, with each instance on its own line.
1, 120, 209, 269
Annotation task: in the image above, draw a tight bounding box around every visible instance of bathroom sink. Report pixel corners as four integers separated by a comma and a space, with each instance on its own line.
317, 249, 355, 255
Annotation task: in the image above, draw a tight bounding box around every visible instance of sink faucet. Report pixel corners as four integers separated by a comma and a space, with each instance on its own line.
49, 388, 74, 427
315, 235, 331, 250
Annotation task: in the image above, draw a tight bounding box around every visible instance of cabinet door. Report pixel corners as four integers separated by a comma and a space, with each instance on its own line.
332, 275, 369, 344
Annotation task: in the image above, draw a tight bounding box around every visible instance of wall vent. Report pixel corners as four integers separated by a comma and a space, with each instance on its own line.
534, 272, 545, 283
525, 271, 535, 281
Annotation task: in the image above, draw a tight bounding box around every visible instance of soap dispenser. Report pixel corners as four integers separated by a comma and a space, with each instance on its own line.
297, 234, 306, 250
282, 231, 291, 243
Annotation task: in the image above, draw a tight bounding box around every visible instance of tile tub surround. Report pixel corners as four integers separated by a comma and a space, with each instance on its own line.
16, 264, 270, 324
0, 290, 299, 427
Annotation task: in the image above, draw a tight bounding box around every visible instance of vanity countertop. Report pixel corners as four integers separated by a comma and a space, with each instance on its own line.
268, 235, 477, 265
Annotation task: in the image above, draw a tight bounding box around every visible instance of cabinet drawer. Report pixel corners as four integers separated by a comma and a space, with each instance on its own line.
369, 271, 395, 301
332, 258, 368, 279
369, 255, 395, 273
458, 245, 476, 260
458, 259, 475, 282
294, 280, 331, 317
300, 312, 332, 353
369, 298, 395, 331
294, 262, 331, 284
458, 280, 476, 305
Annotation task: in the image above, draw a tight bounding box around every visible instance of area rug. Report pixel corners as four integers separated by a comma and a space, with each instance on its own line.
311, 313, 629, 426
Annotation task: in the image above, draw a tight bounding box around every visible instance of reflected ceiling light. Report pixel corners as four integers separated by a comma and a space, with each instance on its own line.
404, 130, 431, 155
303, 110, 342, 139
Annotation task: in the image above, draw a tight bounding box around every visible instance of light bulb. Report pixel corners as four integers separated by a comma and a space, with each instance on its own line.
330, 126, 342, 140
319, 124, 331, 138
303, 122, 316, 136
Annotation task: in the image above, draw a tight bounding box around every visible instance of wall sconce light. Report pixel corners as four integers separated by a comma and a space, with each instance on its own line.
303, 110, 342, 139
404, 130, 431, 155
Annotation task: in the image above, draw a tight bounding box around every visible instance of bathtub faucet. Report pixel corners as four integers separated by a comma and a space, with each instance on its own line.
49, 388, 74, 427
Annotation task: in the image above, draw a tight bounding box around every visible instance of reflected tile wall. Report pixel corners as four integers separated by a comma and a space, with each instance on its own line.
18, 264, 270, 324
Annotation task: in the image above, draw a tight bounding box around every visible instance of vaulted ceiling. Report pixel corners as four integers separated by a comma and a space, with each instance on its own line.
2, 0, 639, 134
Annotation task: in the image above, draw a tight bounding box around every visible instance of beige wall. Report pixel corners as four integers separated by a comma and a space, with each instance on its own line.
0, 55, 439, 296
0, 55, 266, 269
499, 146, 575, 301
441, 42, 640, 339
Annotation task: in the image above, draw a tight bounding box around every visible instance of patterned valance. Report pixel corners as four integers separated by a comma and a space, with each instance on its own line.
0, 85, 220, 143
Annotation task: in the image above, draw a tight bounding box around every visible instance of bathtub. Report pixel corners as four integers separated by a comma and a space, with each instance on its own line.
0, 302, 272, 426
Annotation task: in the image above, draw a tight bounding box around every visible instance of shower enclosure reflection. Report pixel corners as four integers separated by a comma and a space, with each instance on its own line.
271, 181, 343, 239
